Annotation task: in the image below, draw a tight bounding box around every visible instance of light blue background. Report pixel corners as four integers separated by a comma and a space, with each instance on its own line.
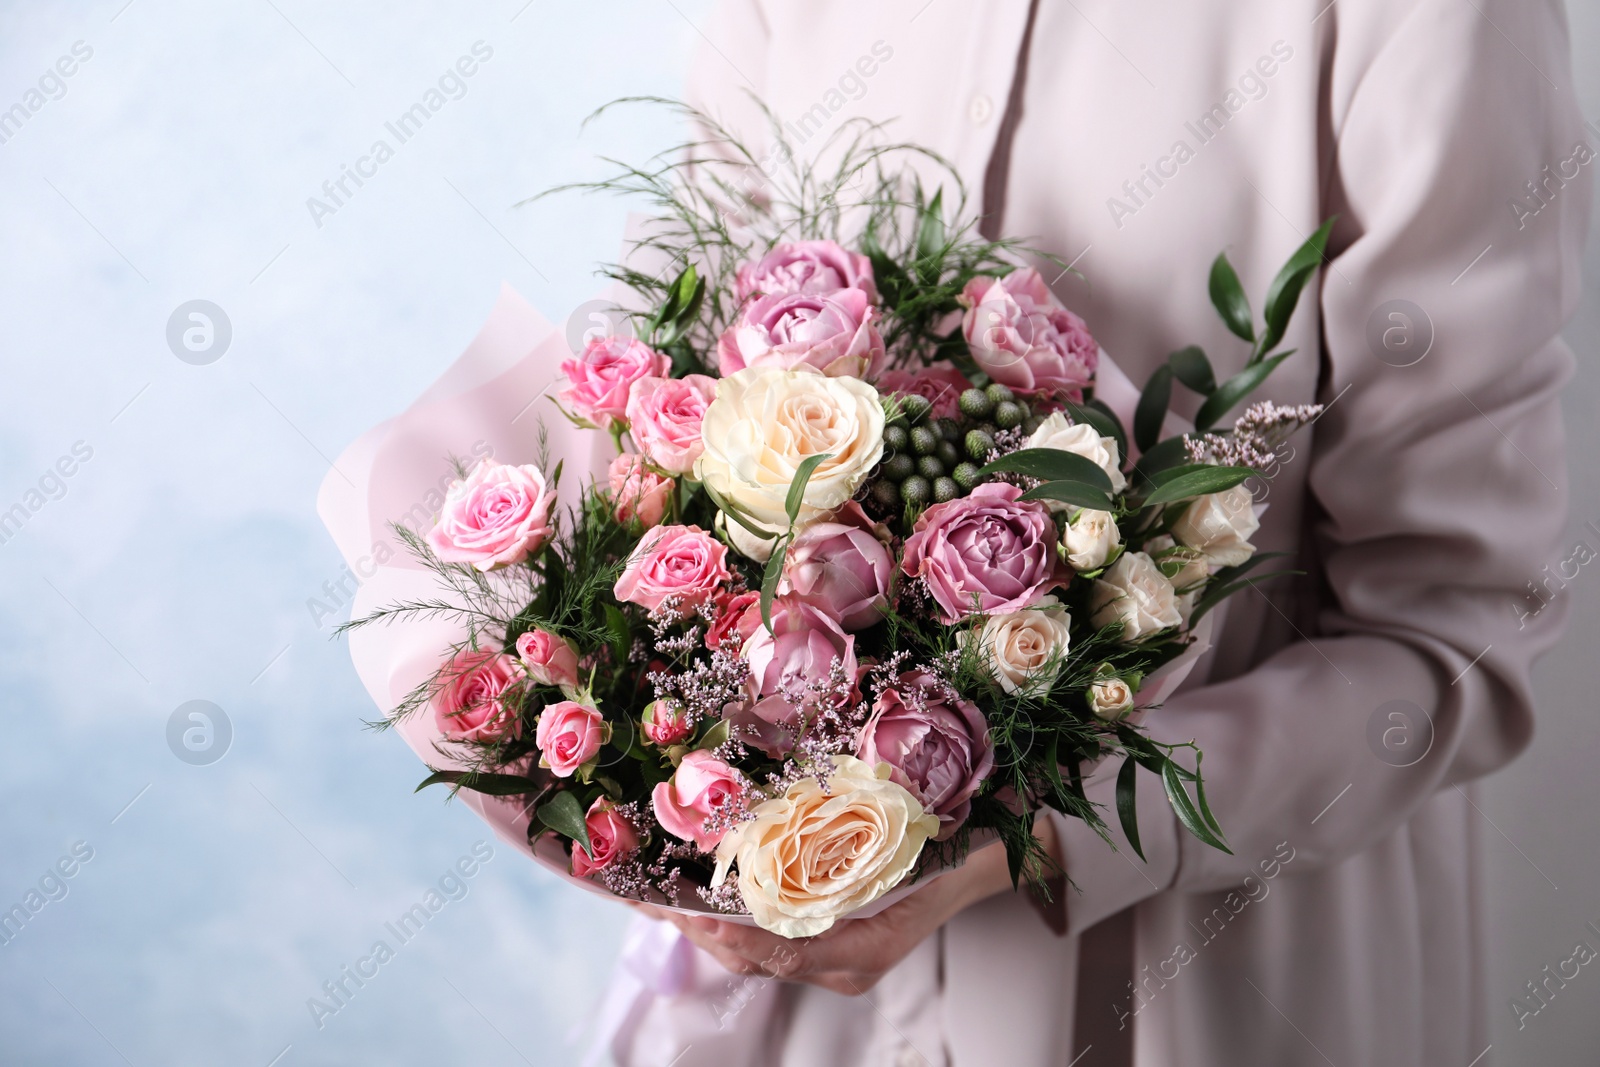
0, 2, 1596, 1065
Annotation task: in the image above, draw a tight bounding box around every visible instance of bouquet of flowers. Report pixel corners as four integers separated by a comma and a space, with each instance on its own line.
344, 103, 1329, 937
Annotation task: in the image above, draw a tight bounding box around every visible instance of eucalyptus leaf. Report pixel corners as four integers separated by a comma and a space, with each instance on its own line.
536, 790, 592, 858
1167, 345, 1216, 394
1208, 252, 1255, 342
979, 447, 1113, 490
1018, 480, 1114, 511
1193, 350, 1295, 431
1134, 364, 1174, 454
1141, 465, 1255, 506
1257, 217, 1335, 358
1161, 759, 1231, 853
1116, 756, 1145, 862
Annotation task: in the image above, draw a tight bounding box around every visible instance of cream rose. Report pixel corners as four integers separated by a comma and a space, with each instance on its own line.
1063, 508, 1120, 571
1026, 412, 1127, 504
1089, 678, 1134, 720
711, 755, 938, 937
695, 367, 884, 540
1090, 551, 1183, 642
1144, 534, 1209, 592
959, 597, 1072, 697
1171, 485, 1259, 569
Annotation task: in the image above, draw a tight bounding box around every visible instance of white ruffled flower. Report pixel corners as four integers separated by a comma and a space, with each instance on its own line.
1171, 485, 1259, 569
959, 597, 1073, 697
1090, 551, 1183, 642
1063, 508, 1121, 571
1089, 678, 1135, 720
1026, 411, 1127, 507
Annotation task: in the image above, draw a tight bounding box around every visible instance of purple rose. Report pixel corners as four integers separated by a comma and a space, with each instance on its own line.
717, 288, 887, 381
901, 482, 1062, 624
857, 669, 993, 840
960, 268, 1097, 399
733, 239, 879, 305
780, 501, 893, 631
729, 596, 858, 755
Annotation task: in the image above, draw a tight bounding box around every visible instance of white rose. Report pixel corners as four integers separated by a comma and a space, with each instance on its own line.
716, 510, 779, 563
695, 367, 884, 536
1026, 411, 1127, 506
1063, 508, 1121, 571
1089, 678, 1134, 721
1144, 534, 1208, 592
959, 597, 1072, 697
1090, 551, 1183, 642
712, 755, 938, 937
1171, 485, 1259, 569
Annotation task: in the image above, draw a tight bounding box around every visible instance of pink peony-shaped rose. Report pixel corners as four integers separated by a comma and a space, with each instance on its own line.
427, 460, 556, 572
875, 362, 974, 420
559, 336, 671, 428
960, 268, 1098, 398
717, 288, 886, 380
534, 700, 606, 777
571, 799, 640, 877
607, 453, 674, 528
652, 749, 744, 851
613, 524, 730, 614
901, 482, 1063, 624
780, 500, 893, 631
733, 239, 879, 305
858, 669, 994, 840
641, 700, 693, 747
514, 628, 580, 691
732, 596, 858, 755
705, 589, 760, 652
624, 374, 716, 475
432, 649, 524, 742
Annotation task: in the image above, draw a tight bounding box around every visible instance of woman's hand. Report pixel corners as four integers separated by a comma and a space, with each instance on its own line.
632, 818, 1058, 996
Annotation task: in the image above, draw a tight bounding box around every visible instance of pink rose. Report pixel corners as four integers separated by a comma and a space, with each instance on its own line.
875, 362, 974, 420
641, 700, 693, 747
624, 374, 716, 475
432, 649, 524, 742
426, 460, 556, 572
570, 798, 640, 877
514, 628, 580, 691
780, 500, 893, 631
559, 336, 671, 428
613, 524, 730, 614
733, 239, 879, 305
607, 453, 674, 528
857, 669, 994, 840
960, 268, 1098, 399
717, 288, 887, 380
901, 482, 1063, 623
652, 750, 744, 851
705, 590, 760, 652
535, 700, 606, 777
731, 596, 858, 755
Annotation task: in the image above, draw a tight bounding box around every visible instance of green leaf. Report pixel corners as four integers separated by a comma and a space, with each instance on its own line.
861, 225, 908, 303
1017, 480, 1114, 511
695, 718, 731, 752
1257, 217, 1335, 358
1134, 364, 1174, 454
1167, 345, 1216, 394
1192, 752, 1224, 837
1065, 399, 1128, 463
414, 769, 547, 797
759, 533, 791, 632
1043, 733, 1067, 805
1130, 436, 1194, 485
703, 481, 777, 541
1115, 756, 1145, 862
979, 447, 1113, 490
915, 188, 946, 284
650, 266, 694, 334
1187, 569, 1300, 625
1161, 759, 1231, 853
785, 453, 832, 526
536, 790, 592, 858
656, 271, 706, 347
1208, 252, 1255, 343
1141, 465, 1256, 507
1193, 350, 1295, 432
602, 603, 631, 665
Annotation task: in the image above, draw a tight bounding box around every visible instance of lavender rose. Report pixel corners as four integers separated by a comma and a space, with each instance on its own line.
960, 268, 1097, 398
717, 288, 887, 381
780, 501, 894, 631
857, 669, 993, 840
900, 482, 1063, 624
733, 239, 879, 305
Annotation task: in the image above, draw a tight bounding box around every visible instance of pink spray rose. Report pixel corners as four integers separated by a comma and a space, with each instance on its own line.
559, 336, 671, 428
960, 268, 1098, 398
652, 750, 744, 851
432, 649, 524, 742
731, 596, 858, 755
733, 239, 879, 305
570, 799, 640, 877
607, 453, 674, 528
717, 288, 887, 381
901, 482, 1063, 623
858, 669, 994, 840
613, 524, 730, 614
780, 500, 893, 631
641, 700, 693, 747
426, 459, 556, 571
534, 700, 606, 777
514, 628, 580, 691
704, 590, 761, 652
624, 374, 716, 475
875, 362, 974, 420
